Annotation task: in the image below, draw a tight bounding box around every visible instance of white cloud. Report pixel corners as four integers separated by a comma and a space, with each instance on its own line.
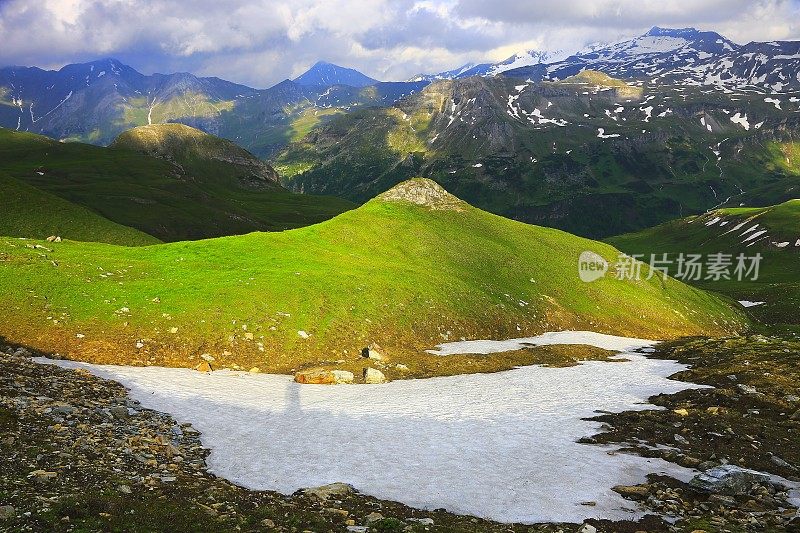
0, 0, 798, 87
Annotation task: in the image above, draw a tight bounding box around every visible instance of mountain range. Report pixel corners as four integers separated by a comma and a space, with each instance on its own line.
277, 69, 800, 237
2, 26, 800, 238
3, 26, 799, 149
0, 59, 423, 155
501, 27, 800, 93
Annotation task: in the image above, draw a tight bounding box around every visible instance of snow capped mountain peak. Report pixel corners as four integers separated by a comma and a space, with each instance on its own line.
567, 26, 738, 65
420, 49, 570, 81
486, 49, 570, 76
644, 26, 702, 38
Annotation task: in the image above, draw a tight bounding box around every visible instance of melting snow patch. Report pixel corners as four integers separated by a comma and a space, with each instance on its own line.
730, 112, 750, 130
427, 331, 654, 356
597, 128, 620, 139
764, 98, 781, 110
35, 332, 704, 524
739, 224, 760, 236
742, 229, 768, 243
738, 301, 766, 308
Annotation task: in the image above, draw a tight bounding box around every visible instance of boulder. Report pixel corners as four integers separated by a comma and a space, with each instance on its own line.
13, 347, 31, 357
0, 506, 15, 521
361, 343, 384, 361
110, 406, 130, 419
363, 367, 387, 384
612, 484, 650, 499
302, 482, 355, 500
331, 370, 355, 384
28, 470, 57, 482
689, 465, 771, 495
294, 368, 353, 385
195, 361, 213, 373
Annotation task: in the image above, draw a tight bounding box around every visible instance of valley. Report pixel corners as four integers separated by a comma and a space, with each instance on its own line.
0, 126, 353, 242
277, 72, 800, 238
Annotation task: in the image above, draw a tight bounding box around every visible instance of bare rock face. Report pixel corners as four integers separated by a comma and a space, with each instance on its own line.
377, 178, 464, 211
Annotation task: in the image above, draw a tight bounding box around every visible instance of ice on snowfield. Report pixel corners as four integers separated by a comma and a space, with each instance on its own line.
36, 332, 704, 524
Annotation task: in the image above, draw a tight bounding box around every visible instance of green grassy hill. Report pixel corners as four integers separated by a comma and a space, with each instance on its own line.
0, 171, 160, 246
608, 200, 800, 329
0, 179, 746, 376
111, 123, 280, 188
0, 127, 354, 241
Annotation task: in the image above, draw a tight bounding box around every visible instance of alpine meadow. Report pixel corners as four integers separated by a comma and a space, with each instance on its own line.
1, 2, 800, 532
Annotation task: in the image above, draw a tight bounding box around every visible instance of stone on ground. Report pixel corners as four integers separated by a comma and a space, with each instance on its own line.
302, 482, 355, 500
363, 367, 387, 384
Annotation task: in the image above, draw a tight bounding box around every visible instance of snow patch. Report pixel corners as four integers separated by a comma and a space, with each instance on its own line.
597, 128, 620, 139
34, 333, 704, 524
729, 112, 750, 130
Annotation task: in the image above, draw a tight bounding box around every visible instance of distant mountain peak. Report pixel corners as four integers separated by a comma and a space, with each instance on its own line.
644, 26, 701, 37
293, 61, 378, 88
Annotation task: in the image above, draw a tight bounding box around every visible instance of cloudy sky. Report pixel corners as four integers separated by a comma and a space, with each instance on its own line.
1, 0, 799, 88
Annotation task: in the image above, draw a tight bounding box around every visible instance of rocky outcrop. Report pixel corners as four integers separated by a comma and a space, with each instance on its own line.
377, 178, 464, 211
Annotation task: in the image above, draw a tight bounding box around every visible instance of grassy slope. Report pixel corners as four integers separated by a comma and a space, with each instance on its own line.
608, 200, 800, 329
0, 179, 745, 376
0, 128, 354, 241
110, 123, 279, 184
0, 171, 160, 246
